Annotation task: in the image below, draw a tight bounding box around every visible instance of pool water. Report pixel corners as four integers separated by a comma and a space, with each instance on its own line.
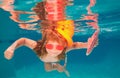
0, 0, 120, 78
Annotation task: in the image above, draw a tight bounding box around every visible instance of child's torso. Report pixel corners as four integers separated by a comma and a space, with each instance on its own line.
39, 55, 59, 63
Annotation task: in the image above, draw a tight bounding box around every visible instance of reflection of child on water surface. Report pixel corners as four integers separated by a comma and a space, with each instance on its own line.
3, 0, 98, 77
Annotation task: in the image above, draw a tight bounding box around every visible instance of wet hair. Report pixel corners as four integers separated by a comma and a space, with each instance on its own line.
34, 24, 67, 60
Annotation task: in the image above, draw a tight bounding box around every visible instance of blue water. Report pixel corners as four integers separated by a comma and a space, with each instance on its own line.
0, 0, 120, 78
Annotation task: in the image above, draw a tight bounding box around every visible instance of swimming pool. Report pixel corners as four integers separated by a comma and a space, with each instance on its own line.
0, 0, 120, 78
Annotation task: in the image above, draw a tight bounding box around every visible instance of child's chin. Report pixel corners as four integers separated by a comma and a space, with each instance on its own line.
50, 54, 58, 57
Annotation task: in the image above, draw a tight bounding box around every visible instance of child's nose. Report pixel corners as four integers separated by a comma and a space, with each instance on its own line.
52, 46, 57, 50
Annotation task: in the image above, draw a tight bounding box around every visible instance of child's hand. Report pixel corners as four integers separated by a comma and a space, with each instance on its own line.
88, 37, 98, 48
4, 48, 14, 60
94, 39, 98, 47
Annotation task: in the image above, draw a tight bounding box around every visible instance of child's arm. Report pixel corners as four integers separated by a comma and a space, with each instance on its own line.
67, 42, 88, 51
4, 38, 37, 60
67, 37, 98, 53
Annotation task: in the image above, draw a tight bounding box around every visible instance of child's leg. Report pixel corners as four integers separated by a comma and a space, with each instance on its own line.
55, 63, 70, 77
44, 62, 64, 72
55, 63, 64, 72
44, 62, 53, 72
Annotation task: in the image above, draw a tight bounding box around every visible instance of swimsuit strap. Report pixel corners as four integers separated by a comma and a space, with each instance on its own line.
63, 54, 67, 67
63, 54, 70, 77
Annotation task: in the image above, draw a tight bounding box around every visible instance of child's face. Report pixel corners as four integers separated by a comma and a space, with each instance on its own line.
45, 41, 64, 57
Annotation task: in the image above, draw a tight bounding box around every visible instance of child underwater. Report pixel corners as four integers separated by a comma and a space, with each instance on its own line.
2, 0, 99, 77
4, 20, 93, 77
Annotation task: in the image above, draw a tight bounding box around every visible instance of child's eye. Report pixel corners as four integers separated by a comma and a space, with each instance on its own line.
56, 45, 64, 50
45, 44, 53, 49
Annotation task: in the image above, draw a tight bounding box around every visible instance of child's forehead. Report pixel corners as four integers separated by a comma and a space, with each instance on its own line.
47, 40, 58, 43
47, 40, 63, 44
